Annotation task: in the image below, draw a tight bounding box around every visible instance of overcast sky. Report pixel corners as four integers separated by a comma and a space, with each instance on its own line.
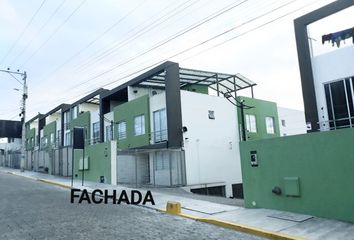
0, 0, 352, 121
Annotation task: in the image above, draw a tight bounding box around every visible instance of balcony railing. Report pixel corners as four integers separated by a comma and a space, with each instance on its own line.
318, 116, 354, 131
151, 129, 168, 143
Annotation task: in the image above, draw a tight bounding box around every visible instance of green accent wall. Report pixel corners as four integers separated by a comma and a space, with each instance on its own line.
43, 121, 57, 150
70, 111, 91, 145
240, 128, 354, 223
237, 96, 280, 141
113, 95, 150, 149
25, 128, 36, 150
73, 142, 111, 183
181, 84, 209, 94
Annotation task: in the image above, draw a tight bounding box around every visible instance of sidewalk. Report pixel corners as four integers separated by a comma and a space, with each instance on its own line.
1, 167, 354, 240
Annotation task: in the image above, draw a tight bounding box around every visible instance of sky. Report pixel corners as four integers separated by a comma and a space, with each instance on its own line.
0, 0, 352, 121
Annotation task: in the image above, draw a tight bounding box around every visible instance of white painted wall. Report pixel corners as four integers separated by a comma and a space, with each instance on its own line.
128, 86, 164, 101
277, 107, 307, 136
180, 90, 241, 197
311, 45, 354, 131
0, 138, 21, 151
79, 102, 99, 114
45, 112, 60, 125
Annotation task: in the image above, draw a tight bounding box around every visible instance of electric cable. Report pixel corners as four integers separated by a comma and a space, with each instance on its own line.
0, 0, 47, 64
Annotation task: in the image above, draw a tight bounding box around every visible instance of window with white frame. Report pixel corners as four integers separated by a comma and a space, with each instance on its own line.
116, 121, 126, 140
153, 108, 167, 142
50, 133, 54, 145
245, 114, 257, 133
72, 106, 78, 119
265, 116, 275, 134
106, 125, 112, 142
134, 115, 145, 136
92, 122, 100, 144
65, 131, 71, 146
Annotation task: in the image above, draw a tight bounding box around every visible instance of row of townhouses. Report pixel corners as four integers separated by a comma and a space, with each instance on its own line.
2, 0, 353, 225
8, 61, 305, 199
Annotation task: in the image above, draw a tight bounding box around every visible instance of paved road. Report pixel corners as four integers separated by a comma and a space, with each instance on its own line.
0, 172, 264, 240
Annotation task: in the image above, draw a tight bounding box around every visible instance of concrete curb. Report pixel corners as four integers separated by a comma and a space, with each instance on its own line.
160, 209, 303, 240
37, 179, 72, 189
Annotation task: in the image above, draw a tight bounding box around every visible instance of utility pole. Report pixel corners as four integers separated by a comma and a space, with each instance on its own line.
0, 68, 27, 172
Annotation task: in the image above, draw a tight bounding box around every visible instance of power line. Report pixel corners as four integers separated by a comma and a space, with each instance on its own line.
27, 0, 319, 116
77, 0, 247, 74
75, 0, 197, 72
9, 0, 67, 66
181, 0, 323, 62
57, 0, 249, 92
29, 0, 295, 111
20, 0, 87, 68
37, 0, 146, 80
73, 0, 299, 88
0, 0, 47, 65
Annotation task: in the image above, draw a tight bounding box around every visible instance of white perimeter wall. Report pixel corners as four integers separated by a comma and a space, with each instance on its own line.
277, 107, 307, 136
180, 90, 241, 197
312, 45, 354, 130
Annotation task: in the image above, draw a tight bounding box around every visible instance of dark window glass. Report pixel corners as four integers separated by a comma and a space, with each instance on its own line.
324, 84, 334, 129
331, 81, 349, 128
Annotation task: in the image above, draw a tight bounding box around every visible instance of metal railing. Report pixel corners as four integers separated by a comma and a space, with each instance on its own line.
150, 129, 168, 143
318, 116, 354, 131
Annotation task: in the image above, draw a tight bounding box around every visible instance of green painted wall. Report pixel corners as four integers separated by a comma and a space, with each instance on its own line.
181, 84, 209, 94
43, 121, 56, 150
70, 111, 91, 145
73, 142, 111, 183
113, 95, 150, 149
25, 128, 36, 150
237, 96, 280, 141
240, 128, 354, 223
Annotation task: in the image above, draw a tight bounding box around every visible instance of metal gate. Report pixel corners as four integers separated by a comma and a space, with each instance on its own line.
117, 148, 186, 187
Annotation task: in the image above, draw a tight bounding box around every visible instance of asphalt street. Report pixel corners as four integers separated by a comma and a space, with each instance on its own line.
0, 172, 264, 240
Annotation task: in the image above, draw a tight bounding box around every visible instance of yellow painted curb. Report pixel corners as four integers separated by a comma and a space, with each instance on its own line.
161, 209, 303, 240
197, 218, 303, 240
38, 179, 72, 189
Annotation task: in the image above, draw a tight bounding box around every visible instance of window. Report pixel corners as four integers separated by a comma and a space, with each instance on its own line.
50, 133, 54, 145
106, 125, 112, 142
265, 117, 275, 134
72, 106, 78, 119
57, 130, 61, 146
116, 121, 126, 140
153, 109, 167, 142
324, 78, 354, 129
245, 114, 257, 133
92, 122, 100, 144
134, 115, 145, 136
208, 110, 215, 119
65, 132, 71, 146
64, 111, 70, 130
281, 119, 286, 127
41, 137, 48, 148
